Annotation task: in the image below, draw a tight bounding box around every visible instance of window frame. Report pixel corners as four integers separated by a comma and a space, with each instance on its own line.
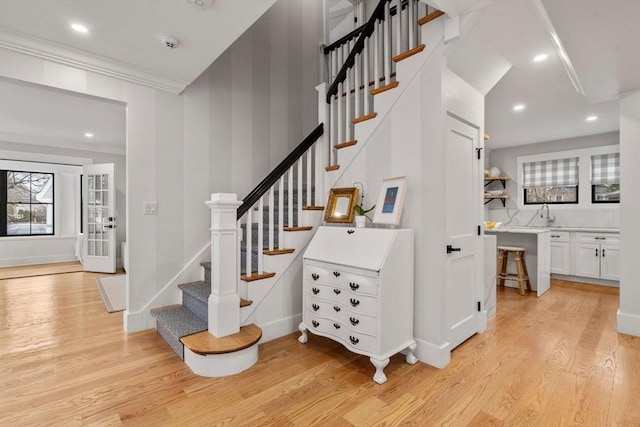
516, 144, 620, 210
1, 169, 55, 237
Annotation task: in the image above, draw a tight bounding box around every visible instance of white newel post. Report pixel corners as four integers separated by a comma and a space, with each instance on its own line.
206, 193, 243, 338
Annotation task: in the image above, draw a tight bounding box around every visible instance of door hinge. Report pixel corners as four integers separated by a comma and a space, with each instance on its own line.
476, 147, 483, 160
477, 301, 481, 312
477, 225, 481, 235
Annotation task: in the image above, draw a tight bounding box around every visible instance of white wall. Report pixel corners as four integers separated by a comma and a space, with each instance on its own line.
0, 0, 322, 333
618, 91, 640, 336
485, 132, 621, 228
0, 142, 127, 267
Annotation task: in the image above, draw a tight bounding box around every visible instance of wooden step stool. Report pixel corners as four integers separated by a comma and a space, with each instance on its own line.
496, 246, 532, 296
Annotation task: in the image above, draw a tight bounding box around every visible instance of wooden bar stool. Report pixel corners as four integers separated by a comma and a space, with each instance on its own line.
496, 246, 532, 296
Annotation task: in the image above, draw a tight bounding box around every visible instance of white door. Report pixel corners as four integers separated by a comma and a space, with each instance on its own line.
600, 243, 620, 281
445, 114, 482, 350
82, 163, 116, 273
575, 243, 600, 279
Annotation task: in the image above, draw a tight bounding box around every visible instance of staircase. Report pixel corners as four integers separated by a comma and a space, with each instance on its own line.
150, 0, 447, 377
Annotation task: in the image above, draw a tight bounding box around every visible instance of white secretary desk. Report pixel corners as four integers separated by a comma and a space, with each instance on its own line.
299, 226, 416, 384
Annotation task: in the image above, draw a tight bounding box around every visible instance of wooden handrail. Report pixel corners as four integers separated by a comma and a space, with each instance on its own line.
325, 0, 390, 103
237, 123, 324, 220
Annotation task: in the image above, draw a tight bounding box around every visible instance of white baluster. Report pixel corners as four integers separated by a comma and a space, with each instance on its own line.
245, 208, 252, 277
297, 158, 302, 226
288, 167, 293, 227
364, 37, 370, 114
332, 49, 337, 81
338, 81, 343, 144
268, 186, 274, 251
345, 58, 352, 142
330, 96, 336, 165
374, 20, 380, 89
278, 178, 284, 247
408, 0, 415, 50
384, 3, 391, 85
396, 0, 402, 57
257, 197, 263, 274
306, 148, 312, 207
355, 51, 361, 119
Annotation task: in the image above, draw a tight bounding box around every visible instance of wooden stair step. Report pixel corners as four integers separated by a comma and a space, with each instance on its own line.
180, 324, 262, 355
302, 205, 324, 211
325, 165, 340, 172
352, 112, 377, 124
334, 140, 357, 150
283, 226, 313, 232
393, 44, 425, 63
418, 10, 445, 26
240, 271, 276, 282
263, 248, 295, 255
240, 298, 253, 307
371, 81, 399, 96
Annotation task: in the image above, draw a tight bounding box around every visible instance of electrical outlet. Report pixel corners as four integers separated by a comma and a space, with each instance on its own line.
143, 202, 158, 215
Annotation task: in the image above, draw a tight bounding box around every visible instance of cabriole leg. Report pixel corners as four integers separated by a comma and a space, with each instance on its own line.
298, 323, 308, 344
406, 342, 417, 364
370, 357, 390, 384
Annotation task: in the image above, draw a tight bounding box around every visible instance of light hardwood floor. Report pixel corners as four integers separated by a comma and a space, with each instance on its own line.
1, 268, 639, 426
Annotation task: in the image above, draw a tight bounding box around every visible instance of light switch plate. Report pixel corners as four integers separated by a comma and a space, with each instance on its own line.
143, 202, 158, 215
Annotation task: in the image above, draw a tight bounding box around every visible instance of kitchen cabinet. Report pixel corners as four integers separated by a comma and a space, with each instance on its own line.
298, 226, 415, 384
574, 232, 620, 281
549, 231, 571, 275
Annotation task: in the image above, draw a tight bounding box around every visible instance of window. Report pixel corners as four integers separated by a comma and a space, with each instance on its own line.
591, 153, 620, 203
1, 170, 54, 236
522, 157, 579, 204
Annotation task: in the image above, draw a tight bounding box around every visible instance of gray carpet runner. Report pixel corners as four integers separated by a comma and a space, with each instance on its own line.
151, 189, 315, 360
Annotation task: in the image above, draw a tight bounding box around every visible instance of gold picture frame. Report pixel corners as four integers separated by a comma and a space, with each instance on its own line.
324, 187, 359, 223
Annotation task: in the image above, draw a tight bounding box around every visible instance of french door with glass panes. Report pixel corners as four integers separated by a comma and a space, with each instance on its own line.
82, 163, 116, 273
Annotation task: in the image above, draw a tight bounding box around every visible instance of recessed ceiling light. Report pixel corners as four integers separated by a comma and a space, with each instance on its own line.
586, 116, 598, 122
513, 104, 525, 111
533, 54, 548, 62
84, 132, 94, 138
71, 23, 89, 34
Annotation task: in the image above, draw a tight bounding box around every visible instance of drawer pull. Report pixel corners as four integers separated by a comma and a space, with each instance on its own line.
602, 249, 606, 257
349, 336, 359, 345
333, 289, 341, 295
312, 287, 319, 295
350, 298, 360, 307
333, 306, 341, 312
312, 304, 319, 311
595, 237, 606, 240
595, 248, 599, 257
333, 271, 341, 278
333, 323, 341, 329
312, 320, 319, 328
349, 282, 360, 291
551, 235, 560, 238
312, 273, 319, 281
349, 317, 359, 326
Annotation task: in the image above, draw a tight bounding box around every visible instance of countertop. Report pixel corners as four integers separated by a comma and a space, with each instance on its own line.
485, 226, 620, 234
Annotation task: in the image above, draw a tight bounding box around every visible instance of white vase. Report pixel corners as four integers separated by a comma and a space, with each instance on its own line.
489, 167, 501, 177
355, 215, 366, 228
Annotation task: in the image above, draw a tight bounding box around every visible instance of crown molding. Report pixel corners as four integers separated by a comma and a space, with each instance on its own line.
1, 132, 125, 156
0, 29, 190, 94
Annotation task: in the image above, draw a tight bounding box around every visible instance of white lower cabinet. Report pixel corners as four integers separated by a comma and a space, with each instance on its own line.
550, 231, 571, 275
574, 232, 620, 281
299, 226, 415, 384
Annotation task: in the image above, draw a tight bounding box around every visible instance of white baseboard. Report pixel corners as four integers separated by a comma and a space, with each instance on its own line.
124, 242, 210, 333
0, 253, 77, 267
617, 309, 640, 337
414, 337, 451, 369
257, 313, 302, 343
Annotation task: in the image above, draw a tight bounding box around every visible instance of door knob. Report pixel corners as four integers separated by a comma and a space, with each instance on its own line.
446, 245, 461, 254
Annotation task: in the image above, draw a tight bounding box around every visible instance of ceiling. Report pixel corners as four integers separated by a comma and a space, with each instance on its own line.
0, 0, 638, 154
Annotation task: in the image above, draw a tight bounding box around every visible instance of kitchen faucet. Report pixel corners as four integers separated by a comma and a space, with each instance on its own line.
541, 203, 555, 224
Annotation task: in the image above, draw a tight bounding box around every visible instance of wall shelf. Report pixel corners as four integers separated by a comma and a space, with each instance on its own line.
484, 195, 509, 207
484, 176, 510, 188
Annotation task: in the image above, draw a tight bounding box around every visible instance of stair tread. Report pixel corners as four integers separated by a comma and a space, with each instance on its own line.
418, 10, 445, 26
302, 205, 324, 210
181, 324, 262, 355
283, 226, 313, 231
264, 248, 295, 255
178, 280, 210, 302
241, 271, 276, 282
152, 306, 207, 338
392, 44, 425, 63
371, 81, 399, 96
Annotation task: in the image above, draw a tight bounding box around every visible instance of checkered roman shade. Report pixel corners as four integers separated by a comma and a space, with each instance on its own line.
591, 153, 620, 185
522, 157, 579, 188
